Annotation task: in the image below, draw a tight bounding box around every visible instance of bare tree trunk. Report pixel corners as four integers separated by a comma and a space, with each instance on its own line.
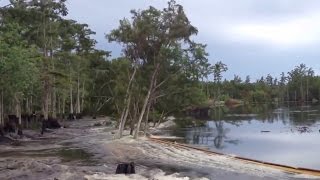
118, 94, 131, 138
76, 73, 81, 114
130, 101, 139, 135
52, 82, 57, 118
144, 103, 151, 134
156, 111, 165, 127
43, 81, 49, 121
14, 93, 22, 135
25, 97, 29, 128
134, 63, 160, 139
70, 83, 73, 114
30, 95, 33, 113
58, 94, 61, 117
26, 98, 29, 114
117, 66, 137, 138
152, 108, 156, 127
0, 89, 3, 127
81, 81, 85, 112
62, 92, 66, 116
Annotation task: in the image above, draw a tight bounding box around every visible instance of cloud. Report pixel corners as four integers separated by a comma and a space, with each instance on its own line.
2, 0, 320, 79
227, 12, 320, 48
171, 0, 320, 50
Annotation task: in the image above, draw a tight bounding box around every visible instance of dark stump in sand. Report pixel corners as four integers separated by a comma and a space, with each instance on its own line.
41, 118, 61, 135
68, 114, 76, 120
115, 162, 135, 174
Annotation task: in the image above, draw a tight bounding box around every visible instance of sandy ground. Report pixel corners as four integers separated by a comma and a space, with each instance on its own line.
0, 118, 318, 180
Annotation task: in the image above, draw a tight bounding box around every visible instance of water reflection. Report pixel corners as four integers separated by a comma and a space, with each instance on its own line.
172, 104, 320, 169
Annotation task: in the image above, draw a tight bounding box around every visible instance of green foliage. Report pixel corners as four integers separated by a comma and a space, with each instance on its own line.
0, 22, 39, 98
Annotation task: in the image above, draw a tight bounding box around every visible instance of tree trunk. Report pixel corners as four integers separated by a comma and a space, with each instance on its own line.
62, 92, 66, 116
58, 94, 61, 117
81, 81, 85, 112
14, 93, 22, 135
26, 98, 29, 114
30, 95, 33, 113
43, 81, 49, 121
118, 94, 131, 138
134, 63, 160, 139
144, 103, 151, 135
42, 10, 49, 122
117, 66, 137, 138
52, 82, 57, 118
0, 89, 3, 127
70, 83, 73, 114
76, 73, 81, 114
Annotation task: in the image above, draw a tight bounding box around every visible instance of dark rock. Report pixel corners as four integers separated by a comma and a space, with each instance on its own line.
76, 113, 83, 119
93, 122, 102, 127
17, 125, 23, 136
4, 115, 19, 133
261, 131, 270, 133
68, 114, 76, 120
41, 118, 61, 134
297, 126, 310, 133
47, 118, 61, 129
115, 162, 135, 174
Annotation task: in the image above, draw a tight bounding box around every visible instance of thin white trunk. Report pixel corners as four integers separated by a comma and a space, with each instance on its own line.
62, 92, 66, 115
134, 86, 152, 139
26, 98, 29, 114
119, 94, 131, 137
44, 81, 49, 120
14, 93, 21, 125
0, 90, 3, 126
156, 111, 165, 127
76, 73, 81, 114
144, 103, 151, 134
42, 9, 49, 121
30, 95, 33, 113
58, 95, 61, 116
134, 63, 160, 139
118, 66, 137, 138
70, 84, 73, 114
81, 81, 85, 112
52, 82, 56, 118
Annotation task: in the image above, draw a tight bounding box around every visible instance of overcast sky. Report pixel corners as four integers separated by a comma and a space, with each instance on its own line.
2, 0, 320, 80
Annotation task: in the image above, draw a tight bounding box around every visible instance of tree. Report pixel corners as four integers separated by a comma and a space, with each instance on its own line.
213, 61, 228, 100
0, 22, 39, 133
108, 0, 211, 138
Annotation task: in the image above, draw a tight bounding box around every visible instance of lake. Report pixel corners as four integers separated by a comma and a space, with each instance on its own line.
164, 104, 320, 170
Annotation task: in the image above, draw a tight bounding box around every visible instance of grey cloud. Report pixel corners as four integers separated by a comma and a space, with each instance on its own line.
1, 0, 320, 79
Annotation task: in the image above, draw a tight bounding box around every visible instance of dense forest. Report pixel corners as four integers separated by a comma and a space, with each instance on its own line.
1, 0, 320, 139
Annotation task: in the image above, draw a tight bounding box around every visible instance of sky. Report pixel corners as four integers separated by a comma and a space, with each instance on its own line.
2, 0, 320, 80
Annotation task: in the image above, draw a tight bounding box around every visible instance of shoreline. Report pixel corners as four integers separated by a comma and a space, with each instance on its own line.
0, 118, 317, 180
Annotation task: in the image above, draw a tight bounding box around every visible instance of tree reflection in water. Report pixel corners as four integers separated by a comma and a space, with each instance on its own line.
189, 106, 238, 149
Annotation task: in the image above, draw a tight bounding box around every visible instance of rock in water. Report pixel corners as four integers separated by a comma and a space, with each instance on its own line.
115, 162, 135, 174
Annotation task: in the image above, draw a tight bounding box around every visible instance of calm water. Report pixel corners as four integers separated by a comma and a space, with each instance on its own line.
167, 104, 320, 170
